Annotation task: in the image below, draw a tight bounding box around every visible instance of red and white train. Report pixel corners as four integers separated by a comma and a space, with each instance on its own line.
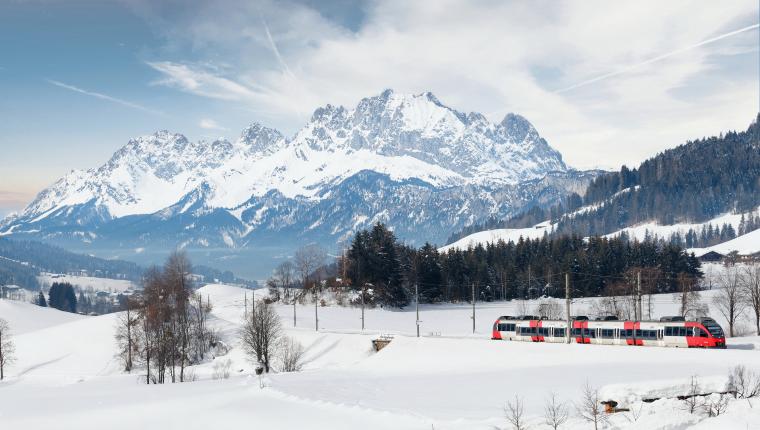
491, 315, 726, 348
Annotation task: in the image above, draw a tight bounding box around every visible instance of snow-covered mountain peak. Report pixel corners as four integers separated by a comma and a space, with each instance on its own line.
1, 89, 578, 247
238, 123, 286, 156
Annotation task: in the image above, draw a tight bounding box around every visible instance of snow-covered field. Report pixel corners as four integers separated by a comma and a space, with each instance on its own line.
37, 273, 137, 292
1, 285, 759, 429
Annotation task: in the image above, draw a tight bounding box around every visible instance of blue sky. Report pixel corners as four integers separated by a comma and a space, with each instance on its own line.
0, 0, 758, 218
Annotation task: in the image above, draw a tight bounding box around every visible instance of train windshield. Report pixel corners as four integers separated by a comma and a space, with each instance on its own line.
703, 323, 724, 338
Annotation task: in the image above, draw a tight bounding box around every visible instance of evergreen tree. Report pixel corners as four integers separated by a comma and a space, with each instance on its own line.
48, 282, 77, 313
36, 291, 47, 307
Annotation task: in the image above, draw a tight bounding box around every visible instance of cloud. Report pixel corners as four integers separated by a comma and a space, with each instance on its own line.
199, 118, 227, 130
556, 23, 760, 93
136, 0, 759, 169
261, 18, 296, 80
46, 79, 163, 115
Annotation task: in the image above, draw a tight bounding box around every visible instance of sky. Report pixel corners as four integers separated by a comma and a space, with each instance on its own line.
0, 0, 758, 218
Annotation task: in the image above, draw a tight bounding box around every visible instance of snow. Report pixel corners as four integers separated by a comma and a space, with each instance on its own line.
2, 285, 760, 429
0, 300, 83, 334
3, 90, 565, 233
440, 223, 550, 252
443, 203, 760, 257
37, 273, 137, 293
690, 227, 760, 257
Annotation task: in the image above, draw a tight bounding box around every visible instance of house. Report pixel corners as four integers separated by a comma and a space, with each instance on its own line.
1, 285, 25, 301
698, 251, 724, 262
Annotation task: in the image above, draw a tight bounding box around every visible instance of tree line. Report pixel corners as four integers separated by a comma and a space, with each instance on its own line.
331, 223, 703, 308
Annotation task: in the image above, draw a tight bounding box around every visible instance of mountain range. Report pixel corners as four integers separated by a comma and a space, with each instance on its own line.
0, 90, 596, 278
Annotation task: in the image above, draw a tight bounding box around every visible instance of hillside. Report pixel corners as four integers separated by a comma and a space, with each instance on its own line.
446, 115, 760, 252
0, 237, 254, 290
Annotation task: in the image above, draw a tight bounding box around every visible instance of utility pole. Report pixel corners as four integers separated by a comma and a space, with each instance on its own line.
361, 284, 365, 331
528, 265, 532, 300
565, 272, 571, 344
358, 259, 364, 331
415, 283, 420, 337
471, 283, 476, 334
637, 271, 642, 321
314, 283, 319, 331
244, 292, 248, 319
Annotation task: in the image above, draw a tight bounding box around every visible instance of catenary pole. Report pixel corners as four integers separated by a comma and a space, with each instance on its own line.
471, 283, 476, 334
637, 271, 642, 321
415, 283, 420, 337
565, 272, 571, 344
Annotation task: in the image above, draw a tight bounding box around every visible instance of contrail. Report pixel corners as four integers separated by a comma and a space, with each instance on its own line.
262, 19, 297, 80
556, 23, 760, 94
47, 79, 163, 115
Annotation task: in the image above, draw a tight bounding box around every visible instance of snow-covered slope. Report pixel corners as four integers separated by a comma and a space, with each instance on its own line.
2, 285, 760, 429
690, 228, 760, 256
0, 90, 593, 277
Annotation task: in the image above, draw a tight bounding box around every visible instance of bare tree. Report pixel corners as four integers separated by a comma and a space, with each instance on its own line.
0, 318, 15, 380
277, 336, 306, 372
535, 300, 564, 320
742, 263, 760, 335
576, 382, 606, 430
241, 299, 282, 372
115, 298, 140, 372
272, 261, 296, 303
129, 254, 214, 385
294, 244, 327, 292
678, 273, 702, 319
683, 375, 701, 414
727, 365, 760, 399
543, 392, 569, 430
703, 393, 730, 417
714, 266, 746, 337
505, 395, 528, 430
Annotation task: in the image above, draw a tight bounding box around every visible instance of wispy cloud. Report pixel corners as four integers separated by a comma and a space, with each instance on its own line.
46, 79, 163, 115
134, 0, 758, 169
262, 19, 296, 80
556, 23, 760, 93
199, 118, 227, 130
146, 61, 262, 102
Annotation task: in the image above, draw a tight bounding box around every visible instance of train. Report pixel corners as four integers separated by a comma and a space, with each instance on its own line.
491, 315, 726, 348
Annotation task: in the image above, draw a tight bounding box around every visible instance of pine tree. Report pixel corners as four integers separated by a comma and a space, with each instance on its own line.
36, 291, 47, 307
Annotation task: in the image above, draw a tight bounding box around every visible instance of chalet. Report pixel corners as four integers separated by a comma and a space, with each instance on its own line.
698, 251, 724, 262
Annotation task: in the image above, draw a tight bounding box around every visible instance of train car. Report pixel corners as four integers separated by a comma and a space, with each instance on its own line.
491, 315, 726, 348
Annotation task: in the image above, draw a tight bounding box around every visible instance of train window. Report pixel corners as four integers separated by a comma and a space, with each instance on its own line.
600, 329, 614, 338
538, 327, 550, 336
506, 324, 516, 332
554, 328, 565, 337
665, 327, 673, 336
620, 329, 632, 338
679, 327, 687, 336
583, 328, 595, 338
571, 328, 581, 336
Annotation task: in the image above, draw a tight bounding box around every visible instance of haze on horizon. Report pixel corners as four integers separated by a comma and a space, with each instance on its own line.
0, 0, 757, 218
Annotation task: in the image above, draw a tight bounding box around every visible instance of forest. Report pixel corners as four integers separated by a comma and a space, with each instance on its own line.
338, 223, 703, 308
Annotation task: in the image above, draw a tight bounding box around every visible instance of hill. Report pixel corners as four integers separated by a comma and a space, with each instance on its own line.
0, 237, 254, 290
447, 114, 760, 253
